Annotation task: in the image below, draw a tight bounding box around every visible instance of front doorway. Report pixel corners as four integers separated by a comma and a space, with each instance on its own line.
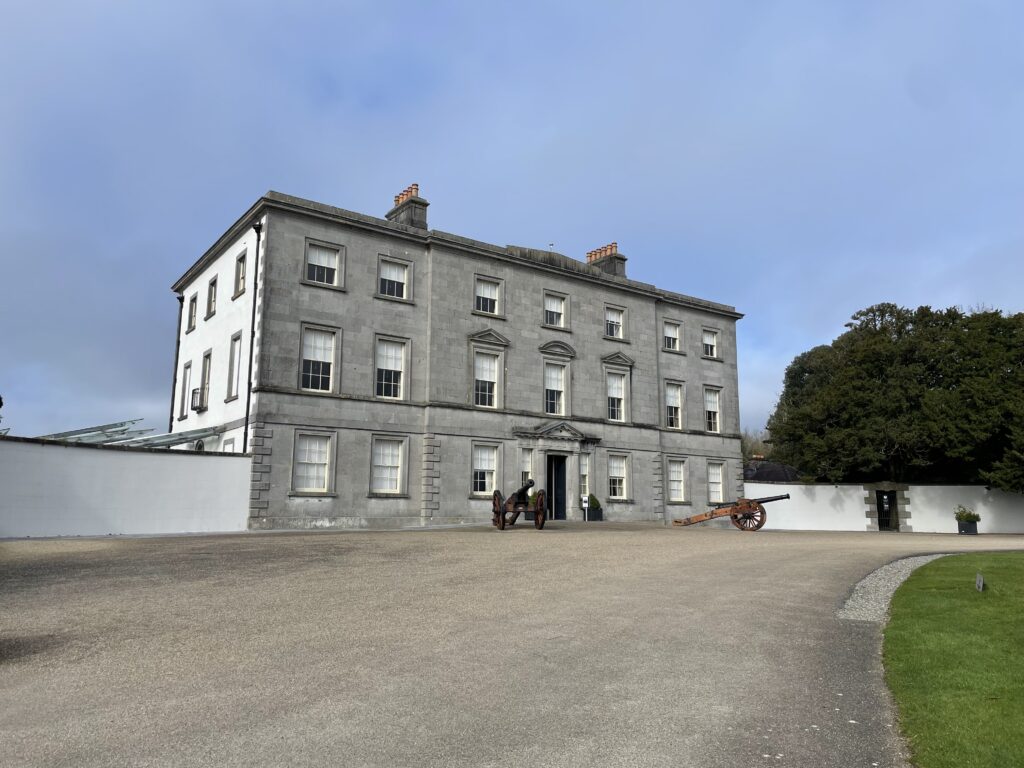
876, 491, 899, 531
546, 455, 567, 520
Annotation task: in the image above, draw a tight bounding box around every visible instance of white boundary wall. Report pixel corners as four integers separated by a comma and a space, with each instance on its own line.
746, 482, 1024, 534
0, 438, 250, 538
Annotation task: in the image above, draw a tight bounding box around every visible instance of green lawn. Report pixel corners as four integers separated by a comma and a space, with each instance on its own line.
884, 553, 1024, 768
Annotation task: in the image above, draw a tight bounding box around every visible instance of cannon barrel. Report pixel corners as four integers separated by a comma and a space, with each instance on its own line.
749, 494, 790, 504
511, 478, 535, 501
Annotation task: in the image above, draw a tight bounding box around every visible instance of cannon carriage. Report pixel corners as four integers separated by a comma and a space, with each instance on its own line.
672, 494, 790, 531
492, 479, 547, 530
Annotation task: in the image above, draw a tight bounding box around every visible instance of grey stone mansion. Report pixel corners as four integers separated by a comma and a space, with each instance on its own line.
169, 186, 743, 528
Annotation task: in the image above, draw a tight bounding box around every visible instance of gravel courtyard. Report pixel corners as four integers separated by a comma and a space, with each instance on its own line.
2, 525, 1021, 767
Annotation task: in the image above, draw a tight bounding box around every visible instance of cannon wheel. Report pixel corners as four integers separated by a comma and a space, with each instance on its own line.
731, 503, 766, 531
533, 490, 547, 529
492, 490, 505, 529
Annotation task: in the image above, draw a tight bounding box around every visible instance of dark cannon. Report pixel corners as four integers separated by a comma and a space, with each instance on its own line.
672, 494, 791, 531
492, 479, 547, 530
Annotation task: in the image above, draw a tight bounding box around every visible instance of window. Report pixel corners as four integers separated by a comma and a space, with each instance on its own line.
472, 444, 497, 494
704, 387, 720, 433
222, 438, 235, 453
544, 363, 565, 415
607, 372, 625, 421
187, 295, 197, 332
301, 328, 335, 392
608, 454, 627, 499
378, 258, 408, 299
375, 338, 405, 399
605, 306, 624, 338
580, 453, 589, 497
666, 382, 683, 429
475, 277, 500, 315
206, 277, 217, 318
178, 362, 191, 419
197, 351, 211, 410
702, 329, 719, 358
663, 321, 680, 351
708, 461, 724, 503
234, 253, 246, 297
227, 332, 243, 400
520, 449, 533, 487
371, 438, 404, 494
544, 292, 566, 328
667, 459, 686, 502
305, 243, 341, 287
474, 351, 498, 408
293, 433, 331, 492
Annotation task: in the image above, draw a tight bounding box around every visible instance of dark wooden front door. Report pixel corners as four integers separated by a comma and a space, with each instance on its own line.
546, 455, 567, 520
877, 491, 899, 531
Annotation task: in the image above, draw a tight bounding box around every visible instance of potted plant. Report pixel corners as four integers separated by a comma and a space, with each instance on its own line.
587, 494, 604, 522
954, 504, 980, 535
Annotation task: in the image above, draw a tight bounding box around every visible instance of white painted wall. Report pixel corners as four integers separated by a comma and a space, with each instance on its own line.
745, 482, 868, 531
745, 482, 1024, 534
0, 439, 250, 538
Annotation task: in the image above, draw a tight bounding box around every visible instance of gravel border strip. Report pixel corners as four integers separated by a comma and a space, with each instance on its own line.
837, 554, 952, 623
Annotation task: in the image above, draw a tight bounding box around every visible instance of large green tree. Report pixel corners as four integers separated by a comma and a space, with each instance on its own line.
766, 304, 1024, 491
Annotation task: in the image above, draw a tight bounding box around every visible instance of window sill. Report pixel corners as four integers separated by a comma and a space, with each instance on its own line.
473, 310, 506, 321
299, 388, 340, 398
301, 279, 346, 293
606, 498, 635, 504
701, 355, 724, 363
224, 394, 239, 403
368, 493, 410, 499
468, 494, 494, 500
231, 289, 245, 301
705, 430, 722, 436
542, 323, 571, 333
375, 395, 407, 403
374, 294, 414, 305
606, 419, 629, 425
473, 404, 500, 411
185, 326, 195, 335
204, 312, 216, 321
288, 491, 338, 498
603, 335, 630, 344
177, 415, 188, 422
662, 347, 686, 356
666, 500, 692, 506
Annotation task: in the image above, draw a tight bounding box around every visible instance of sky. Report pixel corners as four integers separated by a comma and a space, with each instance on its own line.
2, 1, 1023, 438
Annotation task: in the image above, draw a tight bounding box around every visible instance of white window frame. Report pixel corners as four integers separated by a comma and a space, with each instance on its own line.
605, 368, 629, 423
543, 291, 569, 329
666, 457, 687, 502
377, 256, 412, 301
520, 448, 534, 487
665, 380, 684, 430
222, 438, 236, 453
206, 277, 217, 319
178, 362, 192, 419
702, 328, 720, 359
299, 325, 339, 394
375, 335, 408, 400
474, 276, 502, 316
707, 460, 725, 504
369, 435, 407, 496
473, 349, 501, 409
303, 239, 345, 290
471, 442, 500, 497
607, 453, 630, 500
663, 320, 681, 352
226, 331, 243, 401
579, 453, 590, 498
543, 361, 568, 416
704, 386, 721, 434
604, 305, 626, 340
291, 431, 335, 494
233, 252, 246, 298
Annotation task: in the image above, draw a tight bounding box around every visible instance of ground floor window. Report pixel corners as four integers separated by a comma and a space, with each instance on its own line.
371, 437, 403, 494
667, 459, 685, 501
293, 433, 332, 492
472, 444, 498, 494
707, 461, 724, 503
608, 454, 628, 499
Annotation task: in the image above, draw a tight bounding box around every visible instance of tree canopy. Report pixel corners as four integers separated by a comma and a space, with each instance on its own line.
766, 304, 1024, 492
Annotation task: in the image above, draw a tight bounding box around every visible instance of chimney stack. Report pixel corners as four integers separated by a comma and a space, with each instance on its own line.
385, 183, 428, 229
586, 241, 627, 277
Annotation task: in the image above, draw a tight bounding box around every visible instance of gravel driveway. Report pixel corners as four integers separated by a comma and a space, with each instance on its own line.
2, 525, 1021, 767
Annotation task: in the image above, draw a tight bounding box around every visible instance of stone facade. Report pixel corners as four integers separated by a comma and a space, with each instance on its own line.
170, 189, 744, 529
